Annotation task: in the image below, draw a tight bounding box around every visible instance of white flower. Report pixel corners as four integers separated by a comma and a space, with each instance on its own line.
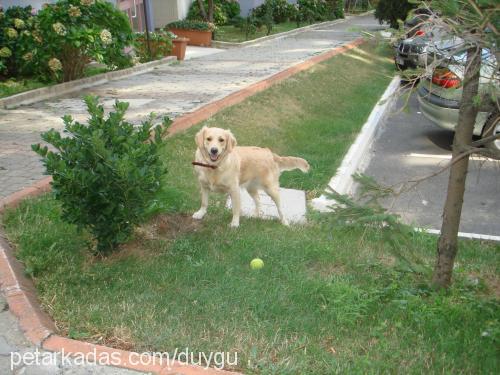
52, 22, 66, 36
48, 57, 62, 72
100, 29, 112, 45
6, 28, 18, 39
0, 47, 12, 58
14, 18, 25, 29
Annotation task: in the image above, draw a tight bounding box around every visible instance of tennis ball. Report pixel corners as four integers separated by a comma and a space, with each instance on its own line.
250, 258, 264, 270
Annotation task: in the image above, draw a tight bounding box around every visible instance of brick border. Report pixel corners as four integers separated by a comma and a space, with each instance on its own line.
0, 37, 365, 374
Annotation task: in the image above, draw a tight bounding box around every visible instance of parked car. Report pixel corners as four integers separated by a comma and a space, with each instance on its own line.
417, 49, 499, 151
394, 26, 463, 70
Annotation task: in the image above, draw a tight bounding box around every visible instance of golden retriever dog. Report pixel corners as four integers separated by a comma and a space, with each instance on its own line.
192, 126, 310, 227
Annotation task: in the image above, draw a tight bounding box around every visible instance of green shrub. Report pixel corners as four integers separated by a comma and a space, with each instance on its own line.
375, 0, 415, 28
134, 30, 174, 63
0, 5, 35, 78
32, 96, 169, 254
30, 0, 134, 82
253, 0, 296, 24
166, 19, 216, 32
187, 0, 240, 25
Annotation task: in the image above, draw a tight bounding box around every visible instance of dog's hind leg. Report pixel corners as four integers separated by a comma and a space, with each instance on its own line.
264, 185, 289, 226
246, 186, 261, 218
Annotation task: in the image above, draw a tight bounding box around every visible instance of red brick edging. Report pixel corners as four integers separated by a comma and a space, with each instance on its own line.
0, 38, 365, 374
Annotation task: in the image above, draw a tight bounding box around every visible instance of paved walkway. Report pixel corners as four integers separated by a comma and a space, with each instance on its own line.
0, 14, 385, 374
0, 14, 383, 199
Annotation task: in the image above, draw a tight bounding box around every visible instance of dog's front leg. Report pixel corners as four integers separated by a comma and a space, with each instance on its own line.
193, 185, 209, 220
229, 186, 241, 228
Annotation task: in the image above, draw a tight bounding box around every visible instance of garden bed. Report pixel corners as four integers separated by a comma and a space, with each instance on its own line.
214, 21, 311, 43
2, 41, 499, 373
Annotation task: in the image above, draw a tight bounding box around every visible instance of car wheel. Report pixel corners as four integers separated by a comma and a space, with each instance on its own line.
395, 62, 407, 71
482, 111, 500, 152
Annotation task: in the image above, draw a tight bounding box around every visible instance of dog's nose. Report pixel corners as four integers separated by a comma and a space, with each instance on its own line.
210, 147, 218, 155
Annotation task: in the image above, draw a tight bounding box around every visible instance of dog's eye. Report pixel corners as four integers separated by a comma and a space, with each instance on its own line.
219, 138, 224, 143
206, 137, 212, 142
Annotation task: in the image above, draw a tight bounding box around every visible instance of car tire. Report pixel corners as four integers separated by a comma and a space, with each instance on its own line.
481, 111, 500, 152
395, 62, 407, 71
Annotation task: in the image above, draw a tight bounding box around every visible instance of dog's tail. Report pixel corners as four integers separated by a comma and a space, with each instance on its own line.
273, 153, 310, 173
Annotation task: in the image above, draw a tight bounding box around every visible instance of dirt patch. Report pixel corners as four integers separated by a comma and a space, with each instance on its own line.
87, 214, 201, 263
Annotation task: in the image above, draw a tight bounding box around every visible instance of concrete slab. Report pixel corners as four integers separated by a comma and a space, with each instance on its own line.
226, 188, 307, 224
184, 46, 225, 60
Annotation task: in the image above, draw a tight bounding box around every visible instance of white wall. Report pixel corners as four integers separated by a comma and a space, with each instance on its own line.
177, 0, 192, 19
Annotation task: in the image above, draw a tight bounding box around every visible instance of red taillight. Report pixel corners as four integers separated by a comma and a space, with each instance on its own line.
415, 30, 425, 36
432, 68, 461, 89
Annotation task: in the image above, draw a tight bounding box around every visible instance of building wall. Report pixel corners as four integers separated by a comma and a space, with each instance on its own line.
150, 0, 193, 29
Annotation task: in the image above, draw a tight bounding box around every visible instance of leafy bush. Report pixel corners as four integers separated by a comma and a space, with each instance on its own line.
0, 5, 35, 78
135, 30, 174, 63
297, 0, 328, 23
375, 0, 415, 28
166, 19, 216, 32
187, 0, 240, 25
30, 0, 134, 82
253, 0, 296, 24
32, 96, 169, 254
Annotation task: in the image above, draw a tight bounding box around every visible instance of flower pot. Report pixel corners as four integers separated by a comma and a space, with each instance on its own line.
171, 37, 189, 61
168, 28, 212, 47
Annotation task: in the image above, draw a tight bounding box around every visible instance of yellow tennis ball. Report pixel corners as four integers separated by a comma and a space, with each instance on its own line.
250, 258, 264, 270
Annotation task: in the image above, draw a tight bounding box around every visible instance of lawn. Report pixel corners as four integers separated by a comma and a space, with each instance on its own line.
214, 21, 314, 43
0, 66, 110, 99
2, 41, 499, 373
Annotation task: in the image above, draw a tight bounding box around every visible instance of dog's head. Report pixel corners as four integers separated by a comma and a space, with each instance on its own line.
195, 126, 237, 163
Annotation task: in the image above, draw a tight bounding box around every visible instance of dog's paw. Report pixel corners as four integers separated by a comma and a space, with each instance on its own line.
281, 218, 290, 226
192, 210, 206, 220
230, 220, 240, 228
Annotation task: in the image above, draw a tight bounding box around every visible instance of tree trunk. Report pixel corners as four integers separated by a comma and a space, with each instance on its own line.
208, 0, 214, 23
197, 0, 208, 21
432, 47, 482, 289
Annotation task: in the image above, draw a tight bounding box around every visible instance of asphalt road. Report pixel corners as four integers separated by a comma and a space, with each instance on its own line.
366, 89, 500, 237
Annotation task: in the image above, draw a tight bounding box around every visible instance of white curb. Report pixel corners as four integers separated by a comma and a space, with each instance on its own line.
311, 75, 401, 211
419, 228, 500, 242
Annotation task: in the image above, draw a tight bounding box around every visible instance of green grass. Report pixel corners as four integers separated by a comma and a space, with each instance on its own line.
0, 66, 110, 99
214, 22, 312, 43
2, 41, 499, 373
0, 78, 50, 98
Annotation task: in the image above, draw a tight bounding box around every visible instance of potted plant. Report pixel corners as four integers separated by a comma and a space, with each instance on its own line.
171, 35, 189, 61
135, 30, 173, 62
166, 20, 215, 47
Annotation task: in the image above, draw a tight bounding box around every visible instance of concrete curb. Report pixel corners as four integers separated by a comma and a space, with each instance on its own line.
212, 18, 346, 49
0, 56, 177, 109
0, 38, 367, 374
311, 75, 401, 211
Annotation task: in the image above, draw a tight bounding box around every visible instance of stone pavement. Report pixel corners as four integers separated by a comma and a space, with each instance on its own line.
0, 13, 384, 199
0, 293, 144, 375
0, 13, 385, 375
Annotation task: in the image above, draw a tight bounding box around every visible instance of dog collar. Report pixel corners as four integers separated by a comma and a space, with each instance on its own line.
192, 161, 217, 169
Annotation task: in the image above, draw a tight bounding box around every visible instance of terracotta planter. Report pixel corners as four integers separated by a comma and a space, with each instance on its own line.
171, 37, 189, 61
168, 28, 212, 47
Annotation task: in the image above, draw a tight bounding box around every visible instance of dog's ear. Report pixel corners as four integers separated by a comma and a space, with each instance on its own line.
226, 130, 237, 152
195, 126, 207, 149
